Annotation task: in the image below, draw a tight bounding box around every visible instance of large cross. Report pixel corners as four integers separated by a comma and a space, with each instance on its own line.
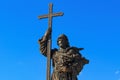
38, 3, 64, 80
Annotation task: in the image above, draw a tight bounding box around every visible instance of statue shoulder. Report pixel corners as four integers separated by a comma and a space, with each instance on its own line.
68, 47, 89, 65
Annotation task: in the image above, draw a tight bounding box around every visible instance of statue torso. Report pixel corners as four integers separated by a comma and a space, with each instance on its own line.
52, 48, 76, 72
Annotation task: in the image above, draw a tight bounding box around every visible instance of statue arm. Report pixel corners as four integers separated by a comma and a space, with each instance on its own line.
38, 27, 52, 56
38, 37, 47, 56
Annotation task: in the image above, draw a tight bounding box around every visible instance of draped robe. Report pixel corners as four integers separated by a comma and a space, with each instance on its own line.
39, 37, 89, 80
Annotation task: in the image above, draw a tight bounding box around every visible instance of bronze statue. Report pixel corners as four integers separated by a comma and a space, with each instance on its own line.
38, 28, 89, 80
38, 3, 89, 80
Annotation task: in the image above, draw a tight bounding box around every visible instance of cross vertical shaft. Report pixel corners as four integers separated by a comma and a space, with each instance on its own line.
47, 4, 52, 80
49, 3, 52, 30
38, 3, 64, 80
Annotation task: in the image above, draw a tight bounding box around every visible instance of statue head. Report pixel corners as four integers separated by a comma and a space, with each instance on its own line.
57, 34, 70, 49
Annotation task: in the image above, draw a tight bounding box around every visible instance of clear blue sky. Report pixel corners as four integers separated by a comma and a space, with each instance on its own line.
0, 0, 120, 80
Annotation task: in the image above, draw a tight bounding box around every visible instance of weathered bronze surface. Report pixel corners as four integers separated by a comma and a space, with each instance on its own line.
38, 3, 89, 80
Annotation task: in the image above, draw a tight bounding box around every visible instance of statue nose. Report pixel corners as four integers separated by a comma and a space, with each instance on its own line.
59, 40, 62, 43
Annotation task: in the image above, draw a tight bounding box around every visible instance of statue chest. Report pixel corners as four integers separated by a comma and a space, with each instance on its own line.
53, 51, 66, 62
52, 50, 74, 67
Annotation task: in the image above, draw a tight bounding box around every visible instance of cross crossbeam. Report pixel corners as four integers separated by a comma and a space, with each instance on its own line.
38, 12, 63, 19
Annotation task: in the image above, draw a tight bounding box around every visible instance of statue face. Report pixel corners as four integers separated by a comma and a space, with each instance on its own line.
57, 34, 69, 49
58, 38, 67, 48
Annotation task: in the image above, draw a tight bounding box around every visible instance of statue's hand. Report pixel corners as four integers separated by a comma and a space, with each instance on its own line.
45, 27, 52, 36
42, 27, 52, 41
